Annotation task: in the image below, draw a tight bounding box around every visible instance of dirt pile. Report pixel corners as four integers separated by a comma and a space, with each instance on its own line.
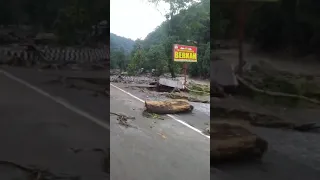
110, 75, 156, 84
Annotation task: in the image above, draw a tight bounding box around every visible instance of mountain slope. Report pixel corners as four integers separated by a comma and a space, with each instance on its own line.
110, 33, 135, 54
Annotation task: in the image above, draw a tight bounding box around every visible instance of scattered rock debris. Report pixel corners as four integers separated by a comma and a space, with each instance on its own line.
53, 76, 109, 97
110, 75, 156, 84
203, 127, 210, 135
110, 112, 135, 128
142, 110, 165, 120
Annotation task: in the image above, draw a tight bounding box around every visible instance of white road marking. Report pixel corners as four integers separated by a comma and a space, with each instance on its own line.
110, 83, 210, 139
0, 70, 110, 130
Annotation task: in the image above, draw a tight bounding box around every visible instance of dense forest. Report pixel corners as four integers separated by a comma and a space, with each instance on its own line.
111, 0, 210, 78
110, 33, 135, 69
110, 33, 135, 53
213, 0, 320, 57
0, 0, 109, 45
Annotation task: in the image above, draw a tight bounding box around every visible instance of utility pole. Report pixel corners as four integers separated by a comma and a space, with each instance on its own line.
168, 0, 176, 78
214, 0, 279, 75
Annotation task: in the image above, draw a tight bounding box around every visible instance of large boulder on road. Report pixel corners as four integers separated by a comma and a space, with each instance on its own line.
211, 122, 268, 164
145, 99, 193, 114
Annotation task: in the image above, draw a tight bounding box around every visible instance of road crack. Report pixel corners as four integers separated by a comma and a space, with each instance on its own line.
0, 160, 80, 180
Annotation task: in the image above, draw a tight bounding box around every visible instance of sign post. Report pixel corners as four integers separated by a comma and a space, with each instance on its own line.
173, 44, 197, 88
183, 63, 188, 85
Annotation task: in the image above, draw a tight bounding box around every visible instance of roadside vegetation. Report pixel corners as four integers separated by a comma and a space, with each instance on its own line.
110, 0, 210, 79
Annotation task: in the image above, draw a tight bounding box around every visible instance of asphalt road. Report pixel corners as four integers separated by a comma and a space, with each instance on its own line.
109, 85, 210, 180
0, 70, 109, 180
0, 67, 210, 180
5, 67, 320, 180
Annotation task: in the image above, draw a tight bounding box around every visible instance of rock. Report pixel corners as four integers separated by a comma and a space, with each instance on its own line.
159, 78, 184, 89
211, 60, 238, 87
145, 99, 193, 114
211, 122, 268, 164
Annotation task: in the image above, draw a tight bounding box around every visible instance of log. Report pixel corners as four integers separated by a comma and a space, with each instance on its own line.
145, 99, 193, 114
236, 75, 320, 105
211, 122, 268, 164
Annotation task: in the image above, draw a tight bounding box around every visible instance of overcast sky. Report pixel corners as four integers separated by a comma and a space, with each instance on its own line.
110, 0, 168, 40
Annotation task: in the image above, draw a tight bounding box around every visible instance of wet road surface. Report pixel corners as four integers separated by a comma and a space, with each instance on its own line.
0, 70, 109, 179
0, 67, 210, 180
111, 82, 210, 134
110, 85, 210, 180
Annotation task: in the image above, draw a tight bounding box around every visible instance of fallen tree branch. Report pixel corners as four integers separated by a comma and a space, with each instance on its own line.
110, 112, 135, 119
236, 75, 320, 105
110, 112, 135, 127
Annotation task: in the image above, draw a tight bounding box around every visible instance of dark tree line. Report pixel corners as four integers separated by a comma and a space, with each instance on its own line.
0, 0, 109, 45
213, 0, 320, 57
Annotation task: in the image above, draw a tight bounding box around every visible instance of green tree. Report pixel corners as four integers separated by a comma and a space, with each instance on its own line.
127, 48, 147, 75
146, 44, 168, 76
115, 48, 126, 71
123, 0, 210, 78
146, 0, 197, 78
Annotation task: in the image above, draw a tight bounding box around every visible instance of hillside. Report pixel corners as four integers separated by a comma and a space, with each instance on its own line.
127, 0, 210, 78
110, 33, 135, 54
110, 0, 210, 77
